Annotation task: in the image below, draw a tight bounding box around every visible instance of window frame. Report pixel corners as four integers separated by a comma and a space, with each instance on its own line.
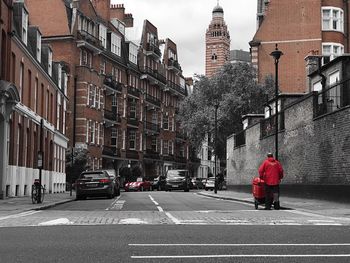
322, 7, 344, 32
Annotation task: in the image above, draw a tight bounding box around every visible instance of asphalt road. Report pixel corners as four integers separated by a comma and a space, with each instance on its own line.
1, 190, 350, 262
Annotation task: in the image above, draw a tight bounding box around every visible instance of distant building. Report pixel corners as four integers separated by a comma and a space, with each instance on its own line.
205, 3, 230, 77
230, 50, 251, 64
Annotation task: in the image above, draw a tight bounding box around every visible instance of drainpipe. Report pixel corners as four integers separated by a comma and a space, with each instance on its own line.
70, 76, 77, 195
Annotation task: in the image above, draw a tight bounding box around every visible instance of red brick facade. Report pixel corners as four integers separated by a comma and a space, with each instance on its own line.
251, 0, 350, 93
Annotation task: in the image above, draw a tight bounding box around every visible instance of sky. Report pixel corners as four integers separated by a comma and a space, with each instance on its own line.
111, 0, 257, 77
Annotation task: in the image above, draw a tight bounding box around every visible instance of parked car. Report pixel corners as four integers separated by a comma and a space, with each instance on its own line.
165, 170, 191, 192
75, 170, 117, 199
191, 178, 205, 189
204, 178, 215, 191
104, 169, 121, 196
151, 176, 166, 191
124, 177, 152, 192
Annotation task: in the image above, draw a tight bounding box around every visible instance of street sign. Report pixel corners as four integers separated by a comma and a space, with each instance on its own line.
37, 151, 43, 169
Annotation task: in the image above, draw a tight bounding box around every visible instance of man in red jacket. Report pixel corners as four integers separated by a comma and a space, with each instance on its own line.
258, 153, 284, 210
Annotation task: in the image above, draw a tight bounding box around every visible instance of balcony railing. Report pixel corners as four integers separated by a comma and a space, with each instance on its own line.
144, 149, 160, 159
234, 130, 246, 148
140, 66, 166, 84
260, 112, 285, 139
176, 132, 186, 140
127, 117, 139, 127
102, 146, 120, 157
77, 29, 103, 48
163, 155, 174, 161
168, 59, 182, 72
104, 75, 122, 93
104, 109, 121, 123
126, 150, 139, 159
145, 43, 162, 58
145, 93, 161, 107
166, 80, 186, 96
127, 86, 140, 97
314, 78, 350, 118
144, 121, 160, 133
175, 156, 187, 163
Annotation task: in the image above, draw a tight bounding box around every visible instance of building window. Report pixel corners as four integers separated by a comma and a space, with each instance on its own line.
169, 141, 173, 155
111, 127, 117, 146
151, 137, 157, 152
80, 49, 88, 66
129, 100, 136, 119
163, 140, 168, 155
129, 42, 138, 64
322, 43, 344, 64
129, 130, 136, 150
89, 121, 95, 144
112, 93, 118, 107
36, 31, 41, 62
22, 8, 28, 45
322, 7, 344, 32
99, 24, 107, 49
88, 84, 96, 107
163, 114, 168, 130
100, 59, 106, 74
48, 49, 53, 76
111, 33, 121, 56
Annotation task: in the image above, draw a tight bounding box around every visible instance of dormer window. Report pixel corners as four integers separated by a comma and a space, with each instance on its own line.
22, 8, 28, 45
57, 64, 62, 89
111, 33, 121, 56
99, 24, 107, 48
37, 31, 42, 62
129, 42, 138, 64
48, 49, 53, 76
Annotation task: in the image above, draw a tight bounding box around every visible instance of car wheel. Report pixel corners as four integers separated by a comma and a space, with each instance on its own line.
205, 188, 208, 191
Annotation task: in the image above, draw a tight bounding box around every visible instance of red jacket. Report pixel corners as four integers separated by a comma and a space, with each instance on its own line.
258, 157, 284, 186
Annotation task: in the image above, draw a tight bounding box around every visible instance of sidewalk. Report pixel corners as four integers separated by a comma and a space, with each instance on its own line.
0, 192, 76, 215
197, 189, 350, 218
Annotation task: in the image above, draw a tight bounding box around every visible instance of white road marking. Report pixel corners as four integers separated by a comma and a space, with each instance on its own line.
148, 195, 159, 206
129, 243, 350, 247
131, 254, 350, 259
38, 218, 72, 226
119, 218, 147, 224
157, 206, 163, 212
165, 212, 181, 224
105, 196, 122, 210
180, 220, 206, 223
0, 210, 41, 221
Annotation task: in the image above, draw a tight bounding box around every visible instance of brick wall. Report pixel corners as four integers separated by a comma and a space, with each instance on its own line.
227, 93, 350, 186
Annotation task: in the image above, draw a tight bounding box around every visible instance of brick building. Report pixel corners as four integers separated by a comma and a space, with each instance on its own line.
0, 0, 68, 198
205, 3, 230, 77
250, 0, 350, 93
25, 0, 189, 180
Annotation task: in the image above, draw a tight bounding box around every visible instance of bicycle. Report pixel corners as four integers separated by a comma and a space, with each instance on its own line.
31, 179, 45, 204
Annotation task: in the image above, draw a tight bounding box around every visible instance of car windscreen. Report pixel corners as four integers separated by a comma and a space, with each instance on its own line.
167, 170, 187, 178
80, 173, 105, 179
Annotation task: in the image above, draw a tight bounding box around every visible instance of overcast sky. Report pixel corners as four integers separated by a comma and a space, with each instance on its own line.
111, 0, 257, 77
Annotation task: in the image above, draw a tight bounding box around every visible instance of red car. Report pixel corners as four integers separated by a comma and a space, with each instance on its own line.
124, 178, 151, 191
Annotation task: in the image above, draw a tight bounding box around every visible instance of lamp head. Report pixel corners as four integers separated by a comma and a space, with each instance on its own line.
270, 44, 283, 61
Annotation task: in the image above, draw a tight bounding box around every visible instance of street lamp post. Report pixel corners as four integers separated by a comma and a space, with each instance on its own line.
214, 103, 218, 194
270, 44, 283, 161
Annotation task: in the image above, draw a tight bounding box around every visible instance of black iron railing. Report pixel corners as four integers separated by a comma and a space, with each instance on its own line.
127, 86, 140, 97
144, 121, 160, 133
314, 78, 350, 118
102, 146, 120, 157
145, 93, 161, 107
104, 75, 122, 92
127, 117, 139, 127
168, 59, 182, 71
77, 29, 103, 48
140, 66, 166, 84
167, 80, 186, 96
104, 110, 121, 122
146, 43, 162, 57
144, 149, 160, 159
